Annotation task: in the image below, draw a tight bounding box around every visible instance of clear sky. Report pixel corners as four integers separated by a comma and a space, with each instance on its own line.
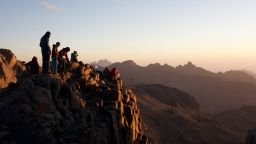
0, 0, 256, 72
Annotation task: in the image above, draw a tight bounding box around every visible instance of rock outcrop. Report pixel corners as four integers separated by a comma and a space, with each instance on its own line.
0, 59, 146, 143
0, 49, 26, 88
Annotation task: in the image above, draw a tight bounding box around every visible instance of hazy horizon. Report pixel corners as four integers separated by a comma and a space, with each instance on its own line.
17, 56, 256, 74
1, 0, 256, 73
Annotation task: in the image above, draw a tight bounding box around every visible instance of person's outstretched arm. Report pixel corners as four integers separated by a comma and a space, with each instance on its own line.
65, 54, 70, 63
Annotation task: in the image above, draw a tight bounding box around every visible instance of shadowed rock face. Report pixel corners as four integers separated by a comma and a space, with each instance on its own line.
0, 49, 25, 88
0, 61, 146, 144
134, 84, 201, 112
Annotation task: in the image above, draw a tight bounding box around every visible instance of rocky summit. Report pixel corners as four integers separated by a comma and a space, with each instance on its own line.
0, 49, 147, 144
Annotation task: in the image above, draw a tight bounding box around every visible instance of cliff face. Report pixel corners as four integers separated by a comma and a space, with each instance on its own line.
0, 49, 25, 88
0, 49, 146, 144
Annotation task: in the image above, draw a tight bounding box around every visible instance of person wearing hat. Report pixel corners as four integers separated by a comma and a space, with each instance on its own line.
71, 51, 78, 62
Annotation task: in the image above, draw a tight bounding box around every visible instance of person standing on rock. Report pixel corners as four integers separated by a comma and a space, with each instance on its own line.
103, 67, 111, 82
51, 42, 60, 73
40, 31, 51, 74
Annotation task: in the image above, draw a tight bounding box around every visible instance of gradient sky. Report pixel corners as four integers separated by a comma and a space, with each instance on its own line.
1, 0, 256, 72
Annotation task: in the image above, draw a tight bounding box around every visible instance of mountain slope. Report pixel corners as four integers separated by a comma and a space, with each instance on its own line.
133, 84, 244, 144
217, 70, 256, 84
134, 84, 201, 112
216, 105, 256, 137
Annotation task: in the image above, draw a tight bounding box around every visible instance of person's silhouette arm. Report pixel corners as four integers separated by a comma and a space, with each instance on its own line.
65, 54, 70, 63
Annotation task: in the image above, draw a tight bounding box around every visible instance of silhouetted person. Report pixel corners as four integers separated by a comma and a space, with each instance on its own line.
71, 51, 78, 62
25, 56, 40, 74
103, 67, 111, 82
58, 47, 71, 73
51, 42, 60, 73
40, 31, 51, 74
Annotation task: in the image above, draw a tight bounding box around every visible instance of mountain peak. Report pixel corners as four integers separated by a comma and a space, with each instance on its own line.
90, 59, 112, 67
147, 62, 161, 67
184, 61, 196, 68
122, 60, 137, 65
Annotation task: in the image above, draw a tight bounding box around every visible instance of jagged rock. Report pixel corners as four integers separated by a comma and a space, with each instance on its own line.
0, 59, 146, 144
0, 49, 26, 88
70, 62, 80, 71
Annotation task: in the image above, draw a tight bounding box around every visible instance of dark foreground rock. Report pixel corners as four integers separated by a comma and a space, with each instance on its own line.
0, 61, 146, 144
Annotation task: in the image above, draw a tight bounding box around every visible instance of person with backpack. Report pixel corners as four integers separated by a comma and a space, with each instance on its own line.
25, 56, 40, 75
51, 42, 60, 73
40, 31, 51, 74
58, 47, 71, 73
71, 51, 78, 62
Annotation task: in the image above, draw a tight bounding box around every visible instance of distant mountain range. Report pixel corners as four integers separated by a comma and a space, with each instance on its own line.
110, 60, 256, 113
90, 59, 112, 67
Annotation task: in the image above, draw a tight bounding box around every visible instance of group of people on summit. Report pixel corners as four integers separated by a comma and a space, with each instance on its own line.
26, 31, 78, 75
39, 31, 78, 74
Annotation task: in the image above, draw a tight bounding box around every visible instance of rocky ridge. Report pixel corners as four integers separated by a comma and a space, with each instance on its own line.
0, 49, 147, 144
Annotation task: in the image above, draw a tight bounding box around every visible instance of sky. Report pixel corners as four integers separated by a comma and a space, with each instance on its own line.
0, 0, 256, 72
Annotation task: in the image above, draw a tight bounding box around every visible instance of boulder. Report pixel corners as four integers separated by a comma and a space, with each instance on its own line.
0, 49, 25, 88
